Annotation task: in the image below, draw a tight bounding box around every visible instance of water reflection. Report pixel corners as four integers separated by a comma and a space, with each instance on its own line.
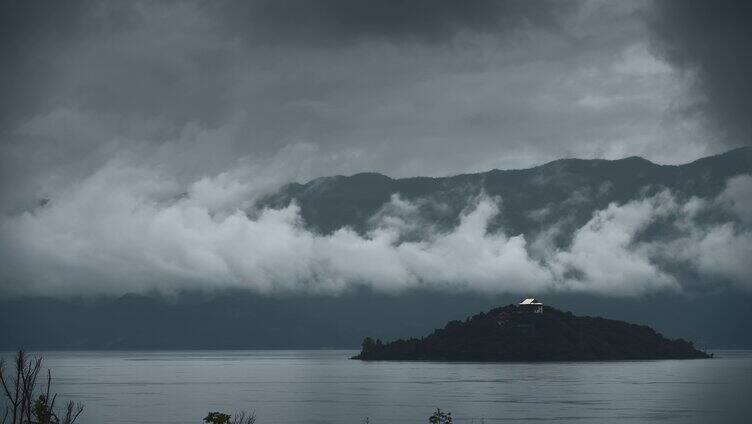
7, 350, 750, 424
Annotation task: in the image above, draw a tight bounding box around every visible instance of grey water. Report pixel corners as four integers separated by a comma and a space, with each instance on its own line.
7, 350, 752, 424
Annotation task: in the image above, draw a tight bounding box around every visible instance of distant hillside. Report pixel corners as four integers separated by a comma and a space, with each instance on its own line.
2, 148, 751, 350
261, 147, 752, 238
353, 303, 710, 361
1, 290, 751, 350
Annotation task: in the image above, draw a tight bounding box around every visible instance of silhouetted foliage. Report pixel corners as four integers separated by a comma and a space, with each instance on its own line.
204, 412, 232, 424
203, 411, 256, 424
429, 408, 452, 424
0, 351, 83, 424
353, 304, 710, 361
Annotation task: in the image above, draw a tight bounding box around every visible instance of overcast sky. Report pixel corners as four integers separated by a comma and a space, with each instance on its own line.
2, 0, 749, 209
1, 0, 750, 296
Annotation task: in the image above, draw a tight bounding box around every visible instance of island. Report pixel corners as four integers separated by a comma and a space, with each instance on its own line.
352, 299, 710, 361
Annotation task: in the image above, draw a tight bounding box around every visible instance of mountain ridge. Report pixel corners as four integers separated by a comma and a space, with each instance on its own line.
285, 146, 751, 188
260, 146, 752, 236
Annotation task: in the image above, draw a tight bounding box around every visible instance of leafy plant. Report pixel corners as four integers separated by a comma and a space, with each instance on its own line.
428, 408, 452, 424
204, 411, 256, 424
204, 412, 232, 424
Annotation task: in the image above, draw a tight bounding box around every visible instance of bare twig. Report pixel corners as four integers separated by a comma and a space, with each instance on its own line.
0, 351, 84, 424
233, 410, 256, 424
58, 401, 84, 424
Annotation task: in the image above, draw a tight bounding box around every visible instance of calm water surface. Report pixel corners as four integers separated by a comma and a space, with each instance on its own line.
8, 350, 752, 424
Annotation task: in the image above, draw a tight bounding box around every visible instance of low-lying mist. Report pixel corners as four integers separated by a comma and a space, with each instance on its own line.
2, 159, 750, 297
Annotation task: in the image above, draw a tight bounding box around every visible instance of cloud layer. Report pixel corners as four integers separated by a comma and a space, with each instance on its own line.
2, 1, 750, 297
0, 0, 722, 215
649, 0, 752, 145
2, 160, 750, 297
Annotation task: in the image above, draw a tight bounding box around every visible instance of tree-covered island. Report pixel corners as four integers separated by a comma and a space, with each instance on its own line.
353, 300, 710, 361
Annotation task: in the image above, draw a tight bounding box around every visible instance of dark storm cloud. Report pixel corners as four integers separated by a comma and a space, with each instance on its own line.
213, 0, 571, 43
0, 0, 228, 127
0, 0, 717, 207
0, 0, 87, 127
0, 0, 590, 212
0, 0, 571, 128
0, 0, 718, 208
649, 0, 752, 145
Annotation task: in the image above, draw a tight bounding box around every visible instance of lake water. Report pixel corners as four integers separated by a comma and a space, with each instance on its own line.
6, 350, 752, 424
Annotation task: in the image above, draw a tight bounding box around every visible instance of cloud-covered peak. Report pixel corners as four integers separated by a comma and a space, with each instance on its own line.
2, 149, 750, 297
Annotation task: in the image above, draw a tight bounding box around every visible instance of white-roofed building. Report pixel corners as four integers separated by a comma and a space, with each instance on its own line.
518, 298, 544, 313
